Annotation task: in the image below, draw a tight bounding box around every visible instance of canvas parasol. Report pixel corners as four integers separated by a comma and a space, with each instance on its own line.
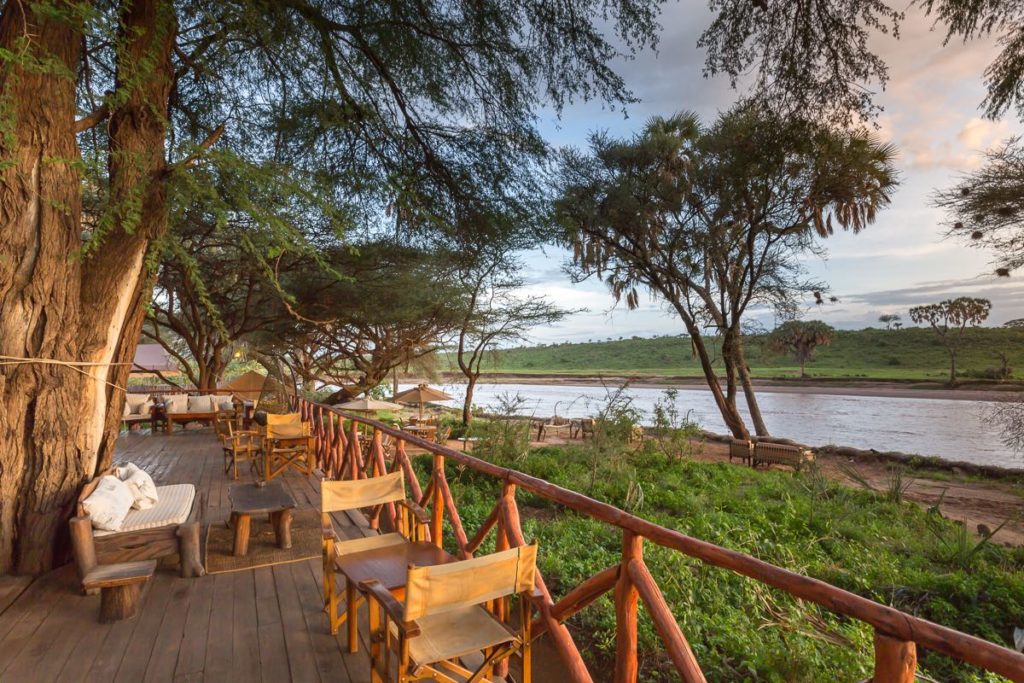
334, 398, 407, 413
392, 383, 454, 419
219, 369, 292, 411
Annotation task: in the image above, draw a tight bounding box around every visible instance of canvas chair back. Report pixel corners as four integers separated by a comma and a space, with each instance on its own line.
404, 544, 537, 621
265, 412, 309, 439
321, 471, 406, 514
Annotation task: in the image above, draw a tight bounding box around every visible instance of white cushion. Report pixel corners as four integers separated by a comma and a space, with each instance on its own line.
123, 401, 131, 417
116, 463, 159, 510
164, 394, 189, 414
82, 476, 135, 532
94, 484, 195, 537
188, 394, 216, 413
125, 394, 151, 415
216, 396, 235, 411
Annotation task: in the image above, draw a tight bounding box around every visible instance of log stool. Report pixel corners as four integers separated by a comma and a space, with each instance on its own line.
82, 560, 157, 622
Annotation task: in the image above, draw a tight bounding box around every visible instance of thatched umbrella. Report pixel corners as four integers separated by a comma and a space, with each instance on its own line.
392, 383, 454, 419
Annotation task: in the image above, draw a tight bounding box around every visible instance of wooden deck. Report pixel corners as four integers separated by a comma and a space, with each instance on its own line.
0, 430, 383, 683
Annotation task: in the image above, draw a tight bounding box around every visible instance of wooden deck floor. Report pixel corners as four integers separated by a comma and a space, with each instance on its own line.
0, 430, 384, 683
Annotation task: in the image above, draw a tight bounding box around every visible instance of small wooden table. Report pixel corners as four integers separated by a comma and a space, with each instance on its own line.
333, 540, 455, 653
227, 481, 296, 557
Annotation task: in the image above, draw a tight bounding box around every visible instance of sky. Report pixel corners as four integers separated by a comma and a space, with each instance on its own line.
517, 2, 1024, 344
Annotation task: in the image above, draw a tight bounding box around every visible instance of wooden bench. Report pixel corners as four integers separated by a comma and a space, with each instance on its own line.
753, 441, 813, 470
81, 560, 157, 622
70, 470, 206, 580
729, 439, 752, 465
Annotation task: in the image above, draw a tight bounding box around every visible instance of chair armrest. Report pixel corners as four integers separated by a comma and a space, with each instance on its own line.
360, 579, 419, 636
322, 517, 338, 542
395, 499, 429, 526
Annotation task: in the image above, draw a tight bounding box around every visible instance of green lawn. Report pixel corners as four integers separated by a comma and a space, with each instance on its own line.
454, 327, 1024, 382
423, 444, 1024, 682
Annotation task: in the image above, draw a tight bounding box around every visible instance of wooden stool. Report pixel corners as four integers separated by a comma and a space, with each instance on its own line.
82, 560, 157, 622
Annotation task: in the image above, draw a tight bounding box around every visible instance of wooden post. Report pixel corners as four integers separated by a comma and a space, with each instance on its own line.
874, 630, 917, 683
176, 521, 205, 577
431, 453, 445, 548
349, 421, 362, 480
614, 530, 642, 683
69, 516, 97, 581
627, 559, 704, 682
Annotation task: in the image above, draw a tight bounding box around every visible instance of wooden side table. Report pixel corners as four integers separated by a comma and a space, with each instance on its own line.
227, 481, 296, 557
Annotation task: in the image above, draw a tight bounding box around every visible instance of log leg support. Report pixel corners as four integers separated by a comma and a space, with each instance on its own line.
99, 583, 144, 623
177, 521, 205, 577
233, 513, 252, 557
273, 508, 294, 550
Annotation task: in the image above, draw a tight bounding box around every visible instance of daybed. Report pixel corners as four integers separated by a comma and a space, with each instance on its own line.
69, 468, 206, 581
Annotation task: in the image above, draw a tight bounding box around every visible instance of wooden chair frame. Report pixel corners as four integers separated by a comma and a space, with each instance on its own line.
321, 472, 429, 639
263, 413, 315, 481
360, 544, 538, 683
215, 412, 260, 480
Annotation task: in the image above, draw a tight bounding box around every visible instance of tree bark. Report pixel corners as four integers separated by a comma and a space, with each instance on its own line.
463, 374, 478, 425
734, 343, 769, 437
670, 305, 750, 439
0, 0, 175, 574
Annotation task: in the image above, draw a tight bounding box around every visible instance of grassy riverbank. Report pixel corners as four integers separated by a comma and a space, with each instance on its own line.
457, 327, 1024, 382
425, 443, 1024, 682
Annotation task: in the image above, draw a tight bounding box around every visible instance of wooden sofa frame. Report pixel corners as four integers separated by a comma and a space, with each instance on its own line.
70, 469, 206, 581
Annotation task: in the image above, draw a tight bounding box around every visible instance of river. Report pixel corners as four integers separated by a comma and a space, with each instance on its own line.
399, 382, 1021, 470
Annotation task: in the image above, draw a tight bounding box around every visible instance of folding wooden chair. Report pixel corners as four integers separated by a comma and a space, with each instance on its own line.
215, 411, 260, 480
321, 472, 429, 640
361, 544, 538, 683
263, 412, 314, 481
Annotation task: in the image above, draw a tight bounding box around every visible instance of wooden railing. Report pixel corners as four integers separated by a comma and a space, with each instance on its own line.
295, 398, 1024, 683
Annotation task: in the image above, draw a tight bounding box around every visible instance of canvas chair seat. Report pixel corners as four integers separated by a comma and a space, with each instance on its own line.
394, 604, 520, 669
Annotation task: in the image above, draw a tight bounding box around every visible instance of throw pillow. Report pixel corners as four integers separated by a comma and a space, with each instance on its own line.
165, 394, 189, 414
115, 463, 159, 510
188, 394, 214, 413
82, 475, 134, 531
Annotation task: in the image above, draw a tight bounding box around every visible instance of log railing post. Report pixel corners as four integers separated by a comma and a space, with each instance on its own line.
615, 530, 642, 683
431, 453, 445, 548
873, 631, 917, 683
348, 421, 362, 480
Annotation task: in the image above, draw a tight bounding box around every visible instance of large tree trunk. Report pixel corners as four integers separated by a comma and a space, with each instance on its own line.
0, 0, 174, 574
670, 305, 749, 439
733, 343, 769, 437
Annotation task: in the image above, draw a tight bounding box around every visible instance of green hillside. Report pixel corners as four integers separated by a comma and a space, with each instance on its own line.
460, 327, 1024, 381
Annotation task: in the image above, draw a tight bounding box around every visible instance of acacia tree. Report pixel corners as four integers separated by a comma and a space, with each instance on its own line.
262, 241, 468, 402
934, 139, 1024, 276
555, 108, 896, 438
144, 225, 296, 391
0, 1, 664, 574
909, 297, 992, 384
878, 314, 901, 330
769, 320, 836, 378
454, 253, 568, 425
